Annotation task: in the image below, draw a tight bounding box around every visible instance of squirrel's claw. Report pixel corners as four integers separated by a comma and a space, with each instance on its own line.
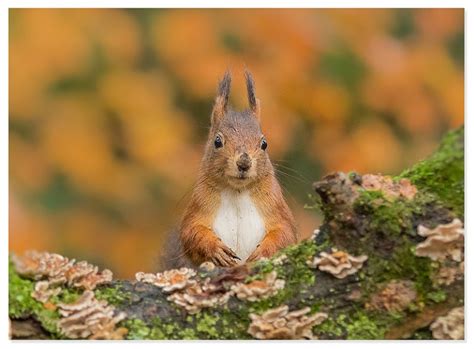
212, 242, 240, 267
212, 253, 237, 267
246, 244, 264, 263
246, 253, 257, 263
224, 247, 241, 260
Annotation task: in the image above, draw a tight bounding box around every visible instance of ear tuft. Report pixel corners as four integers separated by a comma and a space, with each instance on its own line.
245, 70, 260, 118
211, 70, 232, 123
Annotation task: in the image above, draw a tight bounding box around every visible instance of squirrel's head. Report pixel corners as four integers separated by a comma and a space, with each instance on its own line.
202, 70, 272, 190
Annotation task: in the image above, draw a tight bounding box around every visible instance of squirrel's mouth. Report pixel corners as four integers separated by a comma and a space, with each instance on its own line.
227, 173, 253, 187
225, 166, 256, 187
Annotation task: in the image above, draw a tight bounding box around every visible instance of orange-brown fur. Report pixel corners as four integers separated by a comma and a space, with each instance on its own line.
178, 70, 297, 267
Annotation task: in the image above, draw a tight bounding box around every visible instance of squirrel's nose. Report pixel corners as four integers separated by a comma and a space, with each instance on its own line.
236, 153, 251, 172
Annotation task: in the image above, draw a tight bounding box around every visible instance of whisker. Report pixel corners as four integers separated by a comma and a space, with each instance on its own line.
274, 179, 303, 210
273, 163, 311, 182
273, 168, 309, 185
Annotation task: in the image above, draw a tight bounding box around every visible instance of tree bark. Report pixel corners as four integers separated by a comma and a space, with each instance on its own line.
9, 127, 464, 340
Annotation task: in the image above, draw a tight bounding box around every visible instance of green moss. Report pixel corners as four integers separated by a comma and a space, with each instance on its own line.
195, 313, 219, 338
9, 261, 38, 318
313, 310, 391, 339
346, 313, 386, 339
123, 306, 253, 340
156, 320, 181, 339
362, 238, 434, 300
316, 311, 387, 340
125, 313, 227, 340
351, 128, 464, 258
355, 190, 414, 237
354, 190, 434, 297
315, 314, 347, 338
178, 328, 198, 339
95, 284, 132, 306
55, 289, 81, 304
399, 127, 464, 217
426, 290, 446, 303
124, 317, 181, 340
280, 239, 319, 282
390, 242, 434, 293
351, 184, 443, 302
218, 308, 252, 339
410, 327, 433, 340
123, 318, 152, 339
304, 193, 324, 213
185, 309, 251, 339
8, 260, 62, 337
387, 311, 404, 322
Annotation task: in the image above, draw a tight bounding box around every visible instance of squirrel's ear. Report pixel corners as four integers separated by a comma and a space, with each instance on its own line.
211, 70, 231, 124
245, 69, 260, 119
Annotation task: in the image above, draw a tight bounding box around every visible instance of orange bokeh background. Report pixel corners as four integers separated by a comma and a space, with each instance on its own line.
9, 9, 464, 278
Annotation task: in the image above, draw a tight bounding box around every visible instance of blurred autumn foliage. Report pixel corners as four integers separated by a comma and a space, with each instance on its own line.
9, 9, 464, 278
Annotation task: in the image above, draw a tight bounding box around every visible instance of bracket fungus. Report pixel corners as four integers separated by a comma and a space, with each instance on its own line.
12, 251, 113, 290
415, 219, 464, 262
430, 307, 464, 340
135, 268, 197, 293
433, 262, 464, 286
12, 251, 74, 281
31, 281, 62, 304
136, 265, 251, 314
360, 174, 417, 200
57, 290, 127, 339
167, 278, 232, 314
231, 271, 285, 301
247, 305, 328, 339
65, 261, 113, 290
315, 172, 417, 207
308, 248, 367, 279
366, 280, 417, 312
12, 251, 113, 306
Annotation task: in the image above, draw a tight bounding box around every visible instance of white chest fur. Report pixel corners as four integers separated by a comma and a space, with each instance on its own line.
212, 190, 266, 261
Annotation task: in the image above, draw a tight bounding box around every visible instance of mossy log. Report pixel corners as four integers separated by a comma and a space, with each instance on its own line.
9, 127, 464, 340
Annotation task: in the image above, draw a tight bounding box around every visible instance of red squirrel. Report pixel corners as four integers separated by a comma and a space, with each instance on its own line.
176, 70, 297, 268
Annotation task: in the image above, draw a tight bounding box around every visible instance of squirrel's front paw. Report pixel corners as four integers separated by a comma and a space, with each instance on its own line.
210, 239, 240, 267
246, 243, 276, 263
246, 244, 265, 263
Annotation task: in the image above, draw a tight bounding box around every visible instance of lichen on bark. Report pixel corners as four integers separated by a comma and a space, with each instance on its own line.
9, 126, 464, 340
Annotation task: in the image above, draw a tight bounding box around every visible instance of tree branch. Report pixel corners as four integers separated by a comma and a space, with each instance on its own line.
9, 127, 464, 340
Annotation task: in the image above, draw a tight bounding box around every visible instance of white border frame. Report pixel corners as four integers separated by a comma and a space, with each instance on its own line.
1, 2, 470, 349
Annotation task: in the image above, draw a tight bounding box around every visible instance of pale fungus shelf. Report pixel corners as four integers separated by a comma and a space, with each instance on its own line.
247, 305, 328, 339
434, 262, 464, 286
135, 268, 197, 293
31, 281, 62, 304
366, 280, 417, 312
12, 251, 113, 291
57, 290, 127, 339
167, 279, 233, 314
307, 249, 367, 279
415, 219, 464, 262
12, 251, 113, 305
360, 174, 418, 200
231, 271, 285, 301
430, 307, 464, 340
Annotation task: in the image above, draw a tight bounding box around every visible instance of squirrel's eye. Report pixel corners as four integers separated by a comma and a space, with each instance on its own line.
214, 135, 223, 149
261, 138, 268, 150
